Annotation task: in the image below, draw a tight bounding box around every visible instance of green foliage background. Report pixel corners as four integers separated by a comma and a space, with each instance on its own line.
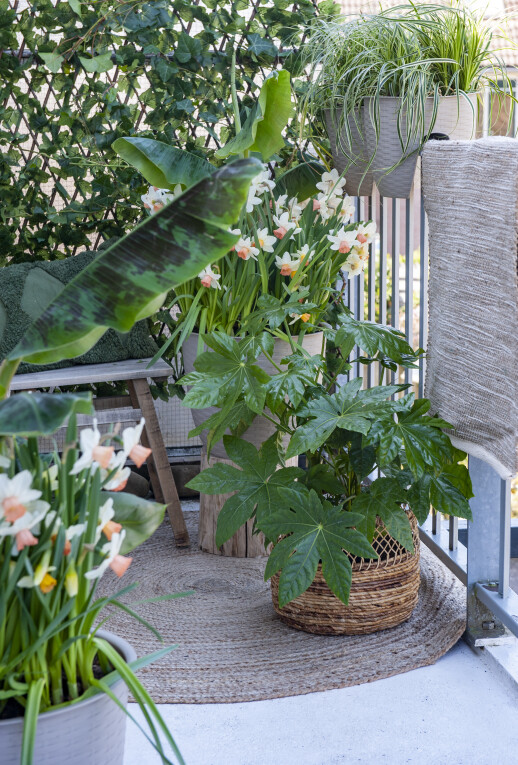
0, 0, 339, 265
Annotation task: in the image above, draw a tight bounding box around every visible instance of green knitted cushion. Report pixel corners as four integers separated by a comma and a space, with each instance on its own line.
0, 250, 159, 375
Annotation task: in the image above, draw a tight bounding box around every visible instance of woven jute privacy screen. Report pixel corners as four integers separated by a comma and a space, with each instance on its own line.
422, 137, 518, 479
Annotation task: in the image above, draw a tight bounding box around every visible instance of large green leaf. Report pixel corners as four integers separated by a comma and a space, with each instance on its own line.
0, 392, 93, 436
215, 70, 293, 161
276, 160, 325, 202
112, 137, 214, 191
7, 159, 261, 366
335, 314, 416, 363
350, 477, 414, 551
107, 492, 166, 554
260, 489, 376, 606
366, 398, 456, 478
286, 379, 401, 459
186, 435, 304, 546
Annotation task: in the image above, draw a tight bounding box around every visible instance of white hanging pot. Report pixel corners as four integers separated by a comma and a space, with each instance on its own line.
363, 96, 435, 199
324, 106, 374, 197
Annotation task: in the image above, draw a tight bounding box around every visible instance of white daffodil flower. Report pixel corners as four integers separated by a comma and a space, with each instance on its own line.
316, 168, 346, 196
245, 169, 275, 213
274, 193, 288, 214
295, 243, 314, 266
70, 420, 114, 475
287, 197, 303, 224
0, 501, 49, 552
255, 228, 276, 253
198, 266, 221, 290
102, 452, 131, 492
275, 253, 301, 277
355, 243, 370, 262
84, 530, 132, 580
236, 236, 260, 261
121, 418, 151, 468
94, 497, 122, 543
141, 186, 177, 214
273, 212, 301, 240
337, 196, 355, 224
18, 551, 57, 593
0, 471, 44, 524
355, 221, 377, 244
327, 228, 359, 254
342, 252, 364, 277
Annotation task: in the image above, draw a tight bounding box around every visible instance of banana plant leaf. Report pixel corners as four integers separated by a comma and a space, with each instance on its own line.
215, 70, 293, 161
112, 137, 214, 191
0, 392, 93, 436
6, 159, 261, 367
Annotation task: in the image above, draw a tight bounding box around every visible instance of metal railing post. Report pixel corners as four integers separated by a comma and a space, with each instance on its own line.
465, 456, 511, 647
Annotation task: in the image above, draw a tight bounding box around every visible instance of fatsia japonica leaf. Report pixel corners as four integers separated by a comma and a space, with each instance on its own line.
351, 477, 414, 551
366, 397, 456, 478
260, 488, 377, 606
286, 378, 401, 460
0, 392, 93, 436
335, 313, 416, 362
181, 331, 269, 415
186, 435, 305, 546
6, 159, 261, 367
215, 70, 293, 160
112, 137, 214, 191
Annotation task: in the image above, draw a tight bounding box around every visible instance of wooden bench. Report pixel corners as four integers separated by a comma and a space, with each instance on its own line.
9, 358, 190, 548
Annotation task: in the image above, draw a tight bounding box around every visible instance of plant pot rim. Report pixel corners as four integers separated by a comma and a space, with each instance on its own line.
0, 629, 136, 727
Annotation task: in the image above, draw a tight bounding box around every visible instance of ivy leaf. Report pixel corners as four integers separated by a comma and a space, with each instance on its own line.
176, 32, 202, 63
260, 489, 377, 606
186, 436, 305, 546
79, 53, 114, 73
351, 477, 413, 550
68, 0, 82, 16
39, 53, 64, 73
335, 314, 416, 362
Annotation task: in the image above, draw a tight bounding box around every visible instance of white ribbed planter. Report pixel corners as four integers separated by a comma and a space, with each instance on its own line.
324, 107, 374, 197
0, 630, 135, 765
363, 96, 435, 199
183, 331, 324, 460
431, 92, 479, 140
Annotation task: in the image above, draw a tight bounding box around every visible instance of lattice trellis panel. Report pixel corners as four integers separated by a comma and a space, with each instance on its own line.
0, 0, 325, 264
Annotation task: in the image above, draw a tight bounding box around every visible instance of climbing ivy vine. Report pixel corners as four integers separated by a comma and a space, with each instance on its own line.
0, 0, 338, 265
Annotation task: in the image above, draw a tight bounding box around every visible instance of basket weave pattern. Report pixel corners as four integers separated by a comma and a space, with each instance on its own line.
271, 512, 420, 635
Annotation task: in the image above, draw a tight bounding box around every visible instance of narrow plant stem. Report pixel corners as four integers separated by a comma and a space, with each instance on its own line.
230, 44, 241, 135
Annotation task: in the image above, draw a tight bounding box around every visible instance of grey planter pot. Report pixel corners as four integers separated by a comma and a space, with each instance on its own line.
183, 332, 325, 459
431, 92, 479, 141
0, 630, 136, 765
324, 107, 374, 197
363, 96, 435, 199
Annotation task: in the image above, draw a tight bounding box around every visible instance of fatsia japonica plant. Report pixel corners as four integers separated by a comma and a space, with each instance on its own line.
0, 158, 260, 764
186, 303, 473, 608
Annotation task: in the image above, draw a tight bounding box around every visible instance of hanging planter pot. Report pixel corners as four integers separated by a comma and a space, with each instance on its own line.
271, 512, 420, 635
363, 96, 435, 199
0, 631, 136, 765
431, 92, 479, 140
324, 107, 374, 197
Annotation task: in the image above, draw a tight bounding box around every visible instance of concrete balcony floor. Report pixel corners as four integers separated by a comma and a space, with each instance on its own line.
124, 637, 518, 765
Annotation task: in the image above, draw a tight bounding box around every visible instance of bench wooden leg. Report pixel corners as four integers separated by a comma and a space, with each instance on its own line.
127, 378, 190, 548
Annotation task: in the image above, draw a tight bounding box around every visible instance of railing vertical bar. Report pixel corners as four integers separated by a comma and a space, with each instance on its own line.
449, 515, 458, 551
418, 192, 429, 398
482, 85, 490, 138
379, 195, 388, 326
366, 193, 376, 388
355, 199, 365, 380
391, 198, 400, 390
499, 476, 511, 598
404, 195, 414, 386
432, 508, 441, 535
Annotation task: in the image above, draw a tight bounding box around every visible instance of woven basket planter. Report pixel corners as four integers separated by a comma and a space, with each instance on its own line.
271, 512, 420, 635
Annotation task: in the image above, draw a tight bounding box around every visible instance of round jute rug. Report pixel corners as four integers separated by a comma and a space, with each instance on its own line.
97, 510, 466, 704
